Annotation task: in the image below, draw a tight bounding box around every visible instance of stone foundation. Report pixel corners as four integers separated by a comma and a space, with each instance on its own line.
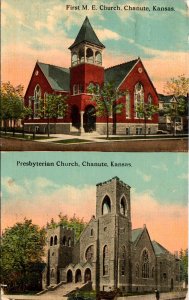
24, 122, 158, 136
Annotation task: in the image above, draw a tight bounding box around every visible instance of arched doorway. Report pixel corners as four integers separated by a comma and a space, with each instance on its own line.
83, 105, 96, 132
84, 268, 91, 283
71, 105, 80, 129
67, 270, 73, 283
75, 269, 82, 283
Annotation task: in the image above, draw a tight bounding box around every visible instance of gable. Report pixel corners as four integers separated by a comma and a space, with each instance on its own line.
105, 59, 138, 88
38, 62, 70, 91
132, 227, 155, 257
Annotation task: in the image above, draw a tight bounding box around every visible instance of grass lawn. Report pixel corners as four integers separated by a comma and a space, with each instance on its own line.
52, 138, 89, 144
0, 132, 55, 140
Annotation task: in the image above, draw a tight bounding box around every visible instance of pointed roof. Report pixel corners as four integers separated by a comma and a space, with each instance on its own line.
38, 62, 70, 91
152, 241, 169, 255
131, 228, 143, 244
69, 16, 105, 49
105, 59, 139, 88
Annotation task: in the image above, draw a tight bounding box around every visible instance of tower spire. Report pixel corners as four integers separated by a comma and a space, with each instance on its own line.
69, 16, 105, 50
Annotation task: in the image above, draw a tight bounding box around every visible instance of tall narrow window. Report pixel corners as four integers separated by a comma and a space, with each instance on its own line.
95, 51, 102, 65
134, 83, 144, 119
72, 53, 78, 66
85, 245, 94, 262
126, 90, 131, 119
135, 263, 139, 278
50, 236, 53, 246
142, 249, 150, 278
121, 246, 126, 276
103, 245, 109, 275
54, 235, 57, 245
148, 94, 153, 119
102, 196, 111, 215
34, 85, 41, 117
120, 196, 127, 216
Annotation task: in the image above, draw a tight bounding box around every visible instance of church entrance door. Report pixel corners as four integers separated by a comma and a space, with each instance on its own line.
75, 269, 82, 283
84, 268, 91, 282
83, 105, 96, 132
71, 105, 80, 129
67, 270, 73, 283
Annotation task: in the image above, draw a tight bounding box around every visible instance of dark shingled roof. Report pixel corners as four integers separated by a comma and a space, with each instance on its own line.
152, 241, 169, 255
69, 16, 105, 49
105, 59, 138, 88
158, 94, 175, 103
132, 228, 143, 243
38, 62, 70, 91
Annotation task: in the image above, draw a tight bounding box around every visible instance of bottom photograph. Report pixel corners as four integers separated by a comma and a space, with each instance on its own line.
1, 152, 188, 300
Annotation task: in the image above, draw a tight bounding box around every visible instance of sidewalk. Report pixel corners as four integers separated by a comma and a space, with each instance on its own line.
6, 291, 187, 300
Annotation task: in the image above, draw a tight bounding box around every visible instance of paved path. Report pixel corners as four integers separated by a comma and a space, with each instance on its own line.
5, 291, 188, 300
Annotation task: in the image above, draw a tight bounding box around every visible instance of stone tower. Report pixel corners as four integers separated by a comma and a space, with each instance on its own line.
96, 177, 132, 292
46, 225, 75, 286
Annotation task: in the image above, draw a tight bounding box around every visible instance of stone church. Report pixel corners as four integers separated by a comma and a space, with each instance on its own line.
24, 17, 159, 135
42, 177, 180, 294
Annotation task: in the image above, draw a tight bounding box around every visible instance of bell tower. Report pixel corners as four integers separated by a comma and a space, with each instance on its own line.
96, 177, 132, 293
69, 17, 105, 95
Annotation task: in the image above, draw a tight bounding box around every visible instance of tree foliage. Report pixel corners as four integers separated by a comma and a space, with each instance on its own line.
47, 213, 86, 240
179, 248, 188, 284
164, 75, 189, 97
37, 93, 68, 136
87, 82, 124, 138
135, 102, 158, 136
0, 219, 46, 292
0, 82, 32, 131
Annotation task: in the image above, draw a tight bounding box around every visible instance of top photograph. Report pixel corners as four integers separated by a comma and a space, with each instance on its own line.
1, 0, 188, 152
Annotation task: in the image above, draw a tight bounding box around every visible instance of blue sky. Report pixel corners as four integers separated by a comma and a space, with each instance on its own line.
2, 0, 189, 92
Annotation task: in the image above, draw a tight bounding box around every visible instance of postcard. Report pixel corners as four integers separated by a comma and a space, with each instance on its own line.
1, 152, 188, 298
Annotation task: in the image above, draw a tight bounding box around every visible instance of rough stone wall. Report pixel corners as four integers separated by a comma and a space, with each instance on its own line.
131, 228, 156, 292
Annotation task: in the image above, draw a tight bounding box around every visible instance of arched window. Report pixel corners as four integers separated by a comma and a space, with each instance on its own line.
90, 228, 94, 236
62, 236, 67, 246
103, 245, 109, 275
102, 196, 111, 215
44, 92, 48, 114
86, 48, 94, 63
50, 236, 53, 246
142, 249, 150, 278
134, 82, 144, 119
54, 235, 57, 245
79, 48, 85, 63
78, 84, 84, 94
73, 84, 78, 95
95, 51, 102, 65
126, 90, 131, 119
85, 245, 94, 262
147, 94, 153, 119
135, 263, 139, 278
68, 237, 71, 247
120, 196, 127, 216
72, 53, 78, 66
34, 85, 41, 117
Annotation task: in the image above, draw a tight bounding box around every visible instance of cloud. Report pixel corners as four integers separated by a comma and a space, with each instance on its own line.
136, 170, 151, 182
178, 173, 188, 180
131, 190, 188, 252
152, 163, 168, 172
96, 29, 122, 41
2, 178, 96, 230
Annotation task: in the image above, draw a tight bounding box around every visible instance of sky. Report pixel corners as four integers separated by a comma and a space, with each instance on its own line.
1, 152, 188, 253
1, 0, 189, 93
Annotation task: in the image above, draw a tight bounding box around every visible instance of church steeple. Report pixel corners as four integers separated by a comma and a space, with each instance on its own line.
69, 17, 105, 67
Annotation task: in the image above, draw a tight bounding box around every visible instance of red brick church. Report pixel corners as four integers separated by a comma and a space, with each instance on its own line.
24, 17, 159, 135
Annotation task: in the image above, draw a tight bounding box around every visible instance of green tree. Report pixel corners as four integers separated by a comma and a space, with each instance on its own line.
164, 75, 189, 97
87, 82, 124, 138
47, 213, 86, 240
179, 248, 188, 285
38, 93, 68, 137
163, 75, 189, 135
0, 82, 25, 133
0, 219, 46, 292
135, 102, 158, 137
